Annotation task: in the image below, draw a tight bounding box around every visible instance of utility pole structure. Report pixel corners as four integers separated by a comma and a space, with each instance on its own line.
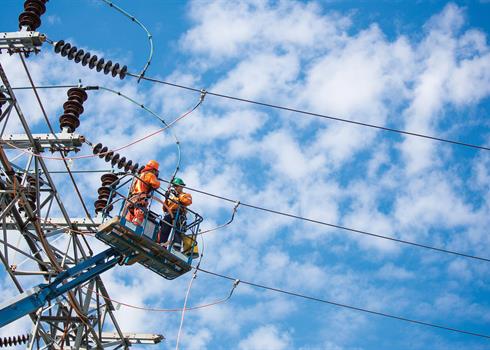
0, 6, 164, 349
0, 62, 138, 349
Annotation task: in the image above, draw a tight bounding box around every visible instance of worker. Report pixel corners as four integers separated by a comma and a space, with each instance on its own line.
158, 177, 193, 254
125, 160, 160, 226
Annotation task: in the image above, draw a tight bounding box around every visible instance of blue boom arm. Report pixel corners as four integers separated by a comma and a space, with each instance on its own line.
0, 248, 120, 328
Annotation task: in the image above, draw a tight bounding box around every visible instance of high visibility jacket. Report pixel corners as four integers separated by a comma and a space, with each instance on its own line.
131, 171, 160, 196
164, 190, 192, 213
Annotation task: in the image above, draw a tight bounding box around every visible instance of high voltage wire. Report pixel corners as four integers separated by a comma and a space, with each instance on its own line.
11, 85, 77, 90
4, 98, 203, 161
128, 73, 490, 152
12, 82, 490, 152
100, 0, 153, 82
5, 4, 487, 346
157, 179, 490, 264
8, 55, 489, 344
11, 83, 488, 263
10, 82, 488, 264
86, 85, 183, 180
196, 267, 490, 340
11, 158, 489, 263
21, 165, 489, 263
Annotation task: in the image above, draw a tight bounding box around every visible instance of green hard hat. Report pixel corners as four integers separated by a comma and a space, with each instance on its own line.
172, 177, 186, 186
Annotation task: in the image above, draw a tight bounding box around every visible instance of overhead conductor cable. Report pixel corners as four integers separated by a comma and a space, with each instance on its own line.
196, 267, 490, 340
3, 92, 205, 162
81, 278, 239, 313
12, 82, 489, 152
100, 0, 153, 82
129, 74, 490, 152
198, 201, 240, 235
156, 178, 490, 264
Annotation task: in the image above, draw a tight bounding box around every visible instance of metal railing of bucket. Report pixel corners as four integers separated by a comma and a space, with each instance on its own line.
97, 172, 203, 264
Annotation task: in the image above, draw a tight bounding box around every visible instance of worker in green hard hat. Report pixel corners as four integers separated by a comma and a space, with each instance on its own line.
157, 177, 194, 255
171, 177, 186, 187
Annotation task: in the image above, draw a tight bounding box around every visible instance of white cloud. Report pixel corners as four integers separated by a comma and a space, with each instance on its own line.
182, 1, 349, 60
2, 1, 490, 349
377, 263, 415, 280
238, 325, 292, 350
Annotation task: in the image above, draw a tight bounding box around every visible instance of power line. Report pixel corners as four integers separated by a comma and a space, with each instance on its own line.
14, 160, 487, 264
128, 73, 490, 152
7, 86, 487, 264
13, 82, 490, 153
80, 279, 239, 313
196, 267, 490, 340
100, 0, 153, 82
157, 178, 490, 264
3, 96, 203, 161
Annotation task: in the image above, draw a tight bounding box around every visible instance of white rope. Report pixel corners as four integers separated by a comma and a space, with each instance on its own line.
175, 271, 197, 350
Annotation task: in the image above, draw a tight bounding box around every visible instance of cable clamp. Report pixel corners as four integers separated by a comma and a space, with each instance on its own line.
233, 279, 240, 288
233, 201, 240, 212
200, 89, 207, 102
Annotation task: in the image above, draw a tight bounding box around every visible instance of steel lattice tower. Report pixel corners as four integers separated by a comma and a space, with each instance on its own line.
0, 4, 163, 349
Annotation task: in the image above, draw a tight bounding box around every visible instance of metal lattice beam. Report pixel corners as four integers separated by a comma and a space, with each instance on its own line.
1, 132, 85, 152
0, 60, 129, 349
0, 31, 45, 54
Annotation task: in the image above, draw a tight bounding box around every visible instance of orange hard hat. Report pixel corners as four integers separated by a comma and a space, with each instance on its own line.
146, 160, 159, 170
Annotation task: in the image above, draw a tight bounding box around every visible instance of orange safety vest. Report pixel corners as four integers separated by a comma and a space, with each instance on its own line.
164, 191, 192, 213
130, 171, 160, 200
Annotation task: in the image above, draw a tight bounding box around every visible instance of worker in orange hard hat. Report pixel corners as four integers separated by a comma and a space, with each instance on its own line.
125, 160, 160, 226
157, 177, 193, 254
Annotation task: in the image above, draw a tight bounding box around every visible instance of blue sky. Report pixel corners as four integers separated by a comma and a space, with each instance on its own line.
1, 1, 490, 349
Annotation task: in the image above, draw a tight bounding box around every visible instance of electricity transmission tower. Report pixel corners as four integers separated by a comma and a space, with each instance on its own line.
0, 2, 164, 349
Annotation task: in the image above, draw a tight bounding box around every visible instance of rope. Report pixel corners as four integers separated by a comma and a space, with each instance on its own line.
175, 271, 196, 350
80, 278, 238, 312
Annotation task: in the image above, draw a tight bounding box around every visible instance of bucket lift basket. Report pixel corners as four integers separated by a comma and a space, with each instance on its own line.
95, 173, 203, 280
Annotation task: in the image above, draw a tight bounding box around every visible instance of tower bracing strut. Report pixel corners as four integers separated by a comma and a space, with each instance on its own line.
0, 248, 119, 328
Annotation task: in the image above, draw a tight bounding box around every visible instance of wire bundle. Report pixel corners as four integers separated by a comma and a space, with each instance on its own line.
94, 173, 119, 214
18, 0, 48, 31
92, 142, 144, 174
53, 40, 127, 79
0, 334, 30, 348
59, 87, 88, 133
